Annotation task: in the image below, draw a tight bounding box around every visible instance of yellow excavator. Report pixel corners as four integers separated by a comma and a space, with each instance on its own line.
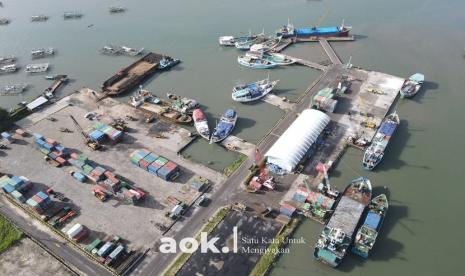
69, 115, 101, 151
358, 97, 376, 129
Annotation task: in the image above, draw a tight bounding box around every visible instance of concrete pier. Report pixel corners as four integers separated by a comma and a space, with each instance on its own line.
220, 135, 256, 156
319, 39, 343, 65
262, 94, 294, 110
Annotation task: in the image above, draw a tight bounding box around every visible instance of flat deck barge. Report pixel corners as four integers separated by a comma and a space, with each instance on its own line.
101, 52, 168, 96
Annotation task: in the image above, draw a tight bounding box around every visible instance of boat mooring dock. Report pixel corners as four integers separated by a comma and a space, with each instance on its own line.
262, 94, 294, 110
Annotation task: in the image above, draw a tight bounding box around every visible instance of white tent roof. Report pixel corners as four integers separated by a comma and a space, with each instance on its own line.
26, 96, 48, 111
265, 109, 330, 173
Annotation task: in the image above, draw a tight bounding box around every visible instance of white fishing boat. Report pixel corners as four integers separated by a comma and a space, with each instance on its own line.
130, 87, 155, 107
237, 55, 278, 69
63, 12, 83, 19
234, 30, 266, 50
0, 64, 17, 74
109, 6, 126, 13
31, 47, 55, 59
232, 77, 279, 102
100, 45, 121, 55
25, 63, 49, 73
192, 108, 211, 140
0, 55, 16, 65
31, 15, 49, 22
1, 83, 28, 96
121, 46, 144, 56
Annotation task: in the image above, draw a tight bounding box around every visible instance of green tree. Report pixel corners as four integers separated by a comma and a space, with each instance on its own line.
0, 107, 12, 131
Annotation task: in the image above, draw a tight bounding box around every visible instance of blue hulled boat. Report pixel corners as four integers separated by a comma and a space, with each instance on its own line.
210, 109, 237, 143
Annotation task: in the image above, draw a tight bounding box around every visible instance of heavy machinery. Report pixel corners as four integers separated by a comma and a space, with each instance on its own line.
249, 148, 275, 191
358, 97, 377, 129
92, 186, 109, 202
69, 115, 101, 150
110, 118, 128, 131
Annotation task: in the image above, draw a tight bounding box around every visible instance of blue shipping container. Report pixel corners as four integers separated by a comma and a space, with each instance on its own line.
2, 183, 15, 193
73, 172, 86, 182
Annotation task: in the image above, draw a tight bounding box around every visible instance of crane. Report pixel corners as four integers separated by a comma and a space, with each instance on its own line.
69, 115, 101, 150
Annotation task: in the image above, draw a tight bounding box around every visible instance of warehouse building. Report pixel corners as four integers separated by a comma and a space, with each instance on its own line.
265, 109, 330, 174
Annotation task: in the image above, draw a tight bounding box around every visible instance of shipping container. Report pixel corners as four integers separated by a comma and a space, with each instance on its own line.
97, 242, 114, 257
104, 171, 116, 179
138, 159, 150, 170
11, 190, 26, 203
83, 164, 94, 174
154, 157, 168, 166
2, 183, 15, 193
66, 223, 83, 238
143, 153, 158, 164
108, 245, 125, 260
56, 157, 67, 166
85, 238, 102, 252
73, 172, 86, 182
33, 133, 44, 140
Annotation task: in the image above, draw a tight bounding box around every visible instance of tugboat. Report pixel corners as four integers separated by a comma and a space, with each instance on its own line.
400, 73, 425, 98
362, 112, 400, 170
0, 64, 17, 74
31, 48, 55, 59
232, 77, 279, 102
210, 109, 237, 143
0, 55, 16, 65
237, 55, 278, 69
314, 177, 372, 267
159, 56, 181, 70
352, 194, 389, 258
166, 93, 199, 114
277, 19, 351, 38
192, 108, 211, 140
25, 63, 49, 73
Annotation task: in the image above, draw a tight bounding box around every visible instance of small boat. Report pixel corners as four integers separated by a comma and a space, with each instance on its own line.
232, 77, 279, 102
234, 31, 266, 50
166, 93, 199, 114
159, 56, 180, 70
362, 112, 400, 170
219, 30, 260, 46
0, 18, 9, 25
352, 194, 389, 258
45, 75, 58, 80
192, 108, 211, 140
63, 12, 83, 19
210, 109, 237, 143
121, 46, 144, 56
130, 87, 156, 107
277, 19, 351, 38
314, 177, 372, 267
246, 51, 295, 66
400, 73, 425, 98
100, 45, 121, 55
1, 83, 28, 96
0, 55, 15, 65
25, 63, 49, 73
109, 6, 126, 13
31, 15, 49, 22
31, 47, 55, 59
237, 55, 278, 69
0, 64, 17, 74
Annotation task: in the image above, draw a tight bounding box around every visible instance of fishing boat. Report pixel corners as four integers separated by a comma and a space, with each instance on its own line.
63, 12, 83, 19
31, 15, 49, 22
100, 45, 121, 55
362, 112, 400, 170
232, 77, 279, 102
0, 64, 17, 74
192, 108, 210, 140
159, 56, 180, 70
400, 73, 425, 98
210, 109, 237, 143
167, 93, 199, 114
219, 31, 260, 46
109, 6, 126, 13
1, 83, 28, 96
352, 194, 388, 258
121, 46, 144, 56
234, 31, 266, 50
0, 18, 9, 25
31, 47, 55, 59
130, 87, 157, 107
237, 55, 278, 69
25, 63, 49, 73
314, 177, 372, 267
0, 55, 15, 65
277, 19, 351, 38
262, 52, 295, 66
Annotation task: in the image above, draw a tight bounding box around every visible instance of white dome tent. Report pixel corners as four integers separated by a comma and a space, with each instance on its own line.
265, 109, 330, 173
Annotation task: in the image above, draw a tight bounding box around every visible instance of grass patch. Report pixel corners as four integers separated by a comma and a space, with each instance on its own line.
163, 206, 231, 276
0, 215, 23, 253
249, 218, 301, 276
223, 154, 247, 176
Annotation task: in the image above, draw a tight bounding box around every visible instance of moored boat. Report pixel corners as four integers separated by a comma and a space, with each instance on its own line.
400, 73, 424, 98
262, 53, 296, 66
109, 6, 126, 13
192, 108, 210, 140
1, 83, 28, 96
31, 15, 49, 22
219, 31, 260, 46
63, 12, 83, 19
31, 47, 55, 59
159, 56, 180, 70
166, 93, 199, 114
352, 194, 389, 258
25, 63, 49, 73
210, 109, 237, 143
232, 77, 279, 102
362, 112, 400, 170
314, 177, 372, 267
234, 31, 266, 50
121, 46, 144, 56
237, 55, 278, 69
0, 64, 17, 74
0, 18, 9, 25
0, 55, 16, 65
277, 19, 351, 38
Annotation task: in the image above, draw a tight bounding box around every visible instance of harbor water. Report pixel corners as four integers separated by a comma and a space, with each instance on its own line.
1, 0, 465, 275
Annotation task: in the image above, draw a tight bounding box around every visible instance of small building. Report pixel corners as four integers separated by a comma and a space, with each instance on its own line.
265, 109, 330, 174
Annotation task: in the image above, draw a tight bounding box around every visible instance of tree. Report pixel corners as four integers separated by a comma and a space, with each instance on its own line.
0, 107, 12, 131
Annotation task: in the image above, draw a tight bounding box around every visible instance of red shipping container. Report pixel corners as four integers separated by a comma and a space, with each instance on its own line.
32, 195, 43, 204
73, 228, 89, 242
164, 161, 178, 170
108, 176, 120, 185
139, 159, 149, 170
45, 138, 57, 146
70, 152, 79, 160
104, 171, 116, 179
56, 157, 67, 166
91, 169, 103, 176
52, 150, 62, 157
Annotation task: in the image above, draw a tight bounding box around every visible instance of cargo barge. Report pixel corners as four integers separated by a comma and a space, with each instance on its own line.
314, 177, 372, 267
277, 20, 351, 38
101, 52, 178, 96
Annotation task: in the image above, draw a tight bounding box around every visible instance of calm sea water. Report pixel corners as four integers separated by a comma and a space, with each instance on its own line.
1, 0, 465, 274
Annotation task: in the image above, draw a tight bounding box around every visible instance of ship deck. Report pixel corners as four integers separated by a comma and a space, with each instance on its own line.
327, 196, 365, 236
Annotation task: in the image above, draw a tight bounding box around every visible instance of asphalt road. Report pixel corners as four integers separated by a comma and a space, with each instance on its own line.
0, 197, 112, 276
136, 67, 341, 275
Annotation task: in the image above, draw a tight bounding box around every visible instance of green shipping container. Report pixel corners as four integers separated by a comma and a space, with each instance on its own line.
83, 164, 94, 174
85, 238, 102, 252
154, 157, 168, 166
40, 148, 51, 155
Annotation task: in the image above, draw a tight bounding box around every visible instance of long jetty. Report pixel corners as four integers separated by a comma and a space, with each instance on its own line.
44, 75, 68, 95
319, 39, 342, 65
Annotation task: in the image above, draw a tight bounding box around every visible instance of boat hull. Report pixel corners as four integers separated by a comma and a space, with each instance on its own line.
237, 57, 277, 69
210, 111, 237, 143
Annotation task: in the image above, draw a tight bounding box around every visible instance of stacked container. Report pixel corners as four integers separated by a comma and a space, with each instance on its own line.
311, 87, 338, 113
130, 149, 180, 181
0, 175, 31, 194
34, 134, 69, 165
97, 241, 115, 257
292, 187, 310, 203
91, 122, 124, 143
26, 191, 52, 214
280, 202, 296, 217
1, 132, 14, 143
66, 223, 89, 242
89, 130, 106, 142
